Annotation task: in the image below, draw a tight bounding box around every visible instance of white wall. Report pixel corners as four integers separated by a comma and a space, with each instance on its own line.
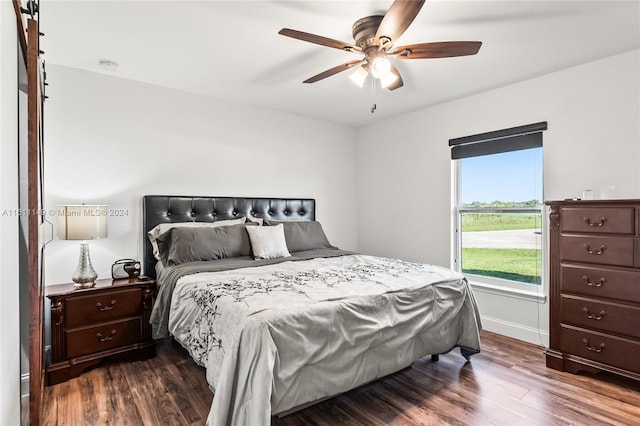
356, 49, 640, 345
44, 65, 358, 285
0, 0, 22, 423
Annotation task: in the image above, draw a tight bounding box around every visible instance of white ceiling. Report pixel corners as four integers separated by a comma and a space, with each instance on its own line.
41, 1, 640, 127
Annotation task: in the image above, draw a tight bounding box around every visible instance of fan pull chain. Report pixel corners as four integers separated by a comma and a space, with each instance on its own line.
370, 76, 377, 114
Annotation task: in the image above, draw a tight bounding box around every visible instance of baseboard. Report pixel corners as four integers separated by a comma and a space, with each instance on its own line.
481, 314, 549, 347
21, 345, 50, 397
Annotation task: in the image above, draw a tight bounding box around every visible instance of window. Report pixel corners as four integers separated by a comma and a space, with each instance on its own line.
451, 123, 546, 292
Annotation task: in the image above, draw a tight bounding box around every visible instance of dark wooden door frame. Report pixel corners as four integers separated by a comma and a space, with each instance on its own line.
13, 1, 45, 423
27, 17, 45, 426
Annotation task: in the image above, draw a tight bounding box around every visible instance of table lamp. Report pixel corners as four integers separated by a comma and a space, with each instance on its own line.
57, 204, 108, 287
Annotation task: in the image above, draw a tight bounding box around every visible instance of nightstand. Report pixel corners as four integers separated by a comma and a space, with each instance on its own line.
46, 277, 157, 385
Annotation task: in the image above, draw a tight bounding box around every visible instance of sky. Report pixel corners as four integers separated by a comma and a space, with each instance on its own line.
460, 148, 543, 204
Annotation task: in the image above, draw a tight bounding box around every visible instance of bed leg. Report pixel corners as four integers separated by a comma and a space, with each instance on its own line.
460, 346, 479, 361
431, 354, 439, 362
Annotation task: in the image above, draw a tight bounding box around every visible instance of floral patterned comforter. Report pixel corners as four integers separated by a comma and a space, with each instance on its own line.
166, 253, 482, 426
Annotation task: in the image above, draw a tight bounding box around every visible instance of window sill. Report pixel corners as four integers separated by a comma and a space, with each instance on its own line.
468, 279, 547, 303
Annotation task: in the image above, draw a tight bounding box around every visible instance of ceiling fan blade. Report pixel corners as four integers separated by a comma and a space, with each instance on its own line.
303, 60, 364, 84
386, 64, 404, 91
279, 28, 359, 52
375, 0, 426, 46
391, 41, 482, 59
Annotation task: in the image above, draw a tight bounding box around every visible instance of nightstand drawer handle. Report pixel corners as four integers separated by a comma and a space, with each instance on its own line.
582, 338, 605, 353
582, 307, 605, 320
583, 216, 607, 227
582, 276, 606, 287
97, 330, 116, 342
583, 244, 606, 255
97, 300, 116, 311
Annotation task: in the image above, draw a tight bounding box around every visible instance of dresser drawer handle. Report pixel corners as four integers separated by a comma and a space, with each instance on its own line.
96, 300, 116, 311
582, 307, 606, 320
97, 330, 116, 342
583, 216, 607, 227
582, 338, 605, 353
583, 244, 606, 255
582, 276, 606, 287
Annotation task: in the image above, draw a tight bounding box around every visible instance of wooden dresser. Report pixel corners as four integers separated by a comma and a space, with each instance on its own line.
46, 278, 157, 385
546, 199, 640, 380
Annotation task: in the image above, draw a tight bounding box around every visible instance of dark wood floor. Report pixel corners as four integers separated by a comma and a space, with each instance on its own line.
42, 330, 640, 425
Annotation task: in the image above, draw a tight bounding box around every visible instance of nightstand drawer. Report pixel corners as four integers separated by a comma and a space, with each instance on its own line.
65, 318, 141, 358
560, 325, 640, 374
560, 207, 635, 235
560, 295, 640, 339
560, 264, 640, 302
560, 235, 634, 267
66, 288, 142, 327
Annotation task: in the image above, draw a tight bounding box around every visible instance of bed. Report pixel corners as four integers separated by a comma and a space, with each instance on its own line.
143, 195, 482, 426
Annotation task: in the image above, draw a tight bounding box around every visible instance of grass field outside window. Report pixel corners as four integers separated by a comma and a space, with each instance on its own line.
460, 212, 542, 285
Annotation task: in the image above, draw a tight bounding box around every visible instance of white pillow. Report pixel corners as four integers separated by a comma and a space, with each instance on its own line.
246, 224, 291, 260
147, 217, 246, 260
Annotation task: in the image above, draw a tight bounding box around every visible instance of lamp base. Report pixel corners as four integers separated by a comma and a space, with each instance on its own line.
72, 242, 98, 287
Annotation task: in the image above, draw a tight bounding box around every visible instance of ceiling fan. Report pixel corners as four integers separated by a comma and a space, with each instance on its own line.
278, 0, 482, 91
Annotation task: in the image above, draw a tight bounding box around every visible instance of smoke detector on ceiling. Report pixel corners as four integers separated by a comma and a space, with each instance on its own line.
98, 59, 119, 72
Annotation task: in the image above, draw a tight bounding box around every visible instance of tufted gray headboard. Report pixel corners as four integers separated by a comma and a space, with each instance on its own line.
142, 195, 315, 278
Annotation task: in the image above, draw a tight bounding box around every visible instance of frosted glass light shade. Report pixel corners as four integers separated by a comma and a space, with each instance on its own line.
349, 66, 369, 87
370, 57, 392, 79
57, 205, 108, 240
380, 72, 398, 88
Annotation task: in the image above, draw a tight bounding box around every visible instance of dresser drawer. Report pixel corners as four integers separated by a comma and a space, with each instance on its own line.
65, 318, 141, 358
560, 235, 635, 267
560, 207, 635, 235
560, 295, 640, 339
560, 325, 640, 374
66, 288, 142, 327
560, 264, 640, 303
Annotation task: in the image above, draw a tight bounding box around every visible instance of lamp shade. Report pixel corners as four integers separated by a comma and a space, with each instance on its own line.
380, 72, 398, 89
348, 65, 368, 88
57, 205, 108, 240
370, 57, 392, 79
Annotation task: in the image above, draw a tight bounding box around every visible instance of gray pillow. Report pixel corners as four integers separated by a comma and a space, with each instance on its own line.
157, 222, 257, 266
263, 220, 336, 252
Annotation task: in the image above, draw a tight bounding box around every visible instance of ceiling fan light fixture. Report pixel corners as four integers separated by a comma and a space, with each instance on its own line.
348, 65, 369, 87
370, 57, 392, 80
